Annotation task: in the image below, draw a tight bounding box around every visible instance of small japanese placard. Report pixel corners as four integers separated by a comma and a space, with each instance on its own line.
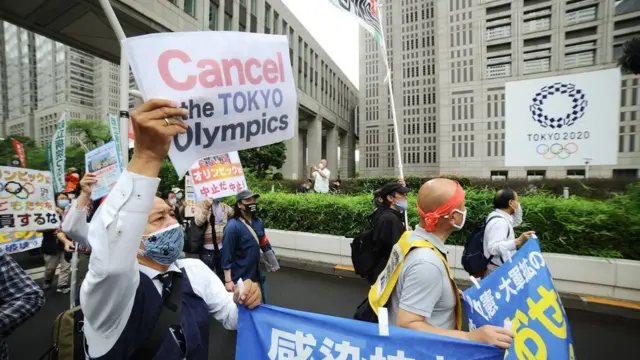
0, 167, 58, 232
190, 152, 247, 201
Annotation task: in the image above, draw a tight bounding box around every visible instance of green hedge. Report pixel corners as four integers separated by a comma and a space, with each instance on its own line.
248, 175, 637, 200
250, 184, 640, 260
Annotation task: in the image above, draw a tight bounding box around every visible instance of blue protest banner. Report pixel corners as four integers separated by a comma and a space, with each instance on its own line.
237, 305, 503, 360
462, 238, 575, 359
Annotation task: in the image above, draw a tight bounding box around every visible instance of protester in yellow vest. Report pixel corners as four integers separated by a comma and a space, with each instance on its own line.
368, 178, 514, 349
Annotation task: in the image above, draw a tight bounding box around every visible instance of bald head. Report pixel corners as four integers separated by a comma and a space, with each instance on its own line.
417, 178, 462, 212
144, 196, 177, 236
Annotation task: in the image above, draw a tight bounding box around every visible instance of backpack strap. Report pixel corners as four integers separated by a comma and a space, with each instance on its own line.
484, 215, 510, 266
133, 271, 184, 359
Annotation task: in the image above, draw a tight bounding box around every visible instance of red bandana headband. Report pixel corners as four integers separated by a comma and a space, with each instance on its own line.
417, 181, 465, 232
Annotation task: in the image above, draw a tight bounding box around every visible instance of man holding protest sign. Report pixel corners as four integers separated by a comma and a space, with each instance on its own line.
80, 98, 262, 359
369, 178, 514, 349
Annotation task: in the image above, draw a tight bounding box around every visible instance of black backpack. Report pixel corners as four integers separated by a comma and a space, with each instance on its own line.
461, 215, 509, 275
350, 229, 379, 278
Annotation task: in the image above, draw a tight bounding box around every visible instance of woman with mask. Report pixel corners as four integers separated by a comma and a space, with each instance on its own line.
221, 190, 279, 303
194, 197, 234, 278
41, 193, 75, 293
366, 182, 411, 285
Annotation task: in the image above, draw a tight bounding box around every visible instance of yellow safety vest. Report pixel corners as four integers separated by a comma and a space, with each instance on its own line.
368, 231, 463, 330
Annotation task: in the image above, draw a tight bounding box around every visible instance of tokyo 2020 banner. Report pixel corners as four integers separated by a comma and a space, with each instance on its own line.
505, 68, 620, 167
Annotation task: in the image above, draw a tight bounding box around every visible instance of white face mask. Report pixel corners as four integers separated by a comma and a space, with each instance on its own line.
512, 203, 523, 227
169, 198, 177, 206
452, 209, 467, 231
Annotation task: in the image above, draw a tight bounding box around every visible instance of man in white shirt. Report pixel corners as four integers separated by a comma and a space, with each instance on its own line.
312, 159, 330, 193
80, 98, 262, 359
483, 188, 535, 276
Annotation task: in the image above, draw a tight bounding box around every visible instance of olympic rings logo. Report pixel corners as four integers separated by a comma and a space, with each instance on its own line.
0, 181, 36, 200
536, 143, 579, 160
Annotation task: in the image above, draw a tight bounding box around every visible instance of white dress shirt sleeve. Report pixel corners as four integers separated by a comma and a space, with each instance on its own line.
180, 259, 238, 330
483, 217, 516, 260
80, 170, 159, 357
61, 200, 89, 247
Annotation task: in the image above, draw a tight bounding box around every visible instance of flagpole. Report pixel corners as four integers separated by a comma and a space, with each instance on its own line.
375, 3, 409, 229
99, 0, 130, 165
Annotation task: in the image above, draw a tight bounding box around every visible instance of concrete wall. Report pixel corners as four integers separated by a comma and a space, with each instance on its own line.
266, 229, 640, 302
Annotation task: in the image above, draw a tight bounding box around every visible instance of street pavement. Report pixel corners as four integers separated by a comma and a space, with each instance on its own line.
7, 252, 640, 359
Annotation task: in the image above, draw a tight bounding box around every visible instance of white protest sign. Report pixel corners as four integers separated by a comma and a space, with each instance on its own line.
190, 152, 247, 202
123, 32, 297, 176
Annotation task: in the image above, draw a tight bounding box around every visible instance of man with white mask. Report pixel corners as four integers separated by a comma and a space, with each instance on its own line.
483, 188, 536, 276
80, 98, 262, 359
311, 159, 330, 194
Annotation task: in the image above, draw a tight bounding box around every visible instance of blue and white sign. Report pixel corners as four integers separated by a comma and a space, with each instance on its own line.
462, 239, 575, 360
237, 305, 503, 360
505, 68, 620, 167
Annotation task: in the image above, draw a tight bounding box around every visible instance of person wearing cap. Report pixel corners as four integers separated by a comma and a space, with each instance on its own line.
366, 182, 411, 285
221, 190, 278, 303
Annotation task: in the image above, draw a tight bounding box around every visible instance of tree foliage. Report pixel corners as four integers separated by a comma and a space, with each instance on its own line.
66, 119, 112, 149
1, 119, 113, 172
618, 36, 640, 75
239, 142, 287, 179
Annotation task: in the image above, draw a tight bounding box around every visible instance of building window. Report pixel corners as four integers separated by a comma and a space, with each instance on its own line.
209, 2, 219, 30
526, 170, 545, 181
184, 0, 196, 17
224, 13, 232, 30
490, 171, 508, 181
564, 50, 595, 69
567, 169, 585, 179
612, 169, 638, 179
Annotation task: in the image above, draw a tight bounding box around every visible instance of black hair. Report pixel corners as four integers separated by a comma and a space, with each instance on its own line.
493, 188, 517, 209
233, 201, 243, 218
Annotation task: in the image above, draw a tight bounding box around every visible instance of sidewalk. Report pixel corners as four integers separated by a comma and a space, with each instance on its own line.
278, 256, 640, 321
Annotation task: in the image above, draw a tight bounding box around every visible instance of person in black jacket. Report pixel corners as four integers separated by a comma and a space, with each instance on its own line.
367, 182, 410, 285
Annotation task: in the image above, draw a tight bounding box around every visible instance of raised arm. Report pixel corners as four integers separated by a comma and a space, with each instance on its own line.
79, 168, 159, 337
61, 173, 97, 247
80, 98, 188, 344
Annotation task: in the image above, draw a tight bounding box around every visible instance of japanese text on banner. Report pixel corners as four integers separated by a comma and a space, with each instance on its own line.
108, 113, 124, 167
46, 115, 67, 194
123, 31, 297, 176
0, 231, 43, 254
462, 239, 575, 360
85, 141, 124, 200
190, 152, 247, 201
184, 175, 196, 218
0, 167, 58, 232
237, 305, 503, 360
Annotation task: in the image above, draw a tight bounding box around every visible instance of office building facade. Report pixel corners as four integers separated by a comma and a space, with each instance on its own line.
0, 0, 359, 179
0, 21, 125, 144
359, 0, 640, 179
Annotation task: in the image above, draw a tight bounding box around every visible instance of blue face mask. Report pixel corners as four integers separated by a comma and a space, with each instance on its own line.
176, 193, 183, 200
57, 200, 70, 209
395, 199, 408, 212
139, 224, 184, 265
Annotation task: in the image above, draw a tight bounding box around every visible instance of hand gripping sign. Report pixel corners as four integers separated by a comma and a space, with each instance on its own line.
123, 32, 297, 176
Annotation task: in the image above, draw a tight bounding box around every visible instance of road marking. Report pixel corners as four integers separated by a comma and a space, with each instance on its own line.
335, 264, 355, 272
582, 296, 640, 310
